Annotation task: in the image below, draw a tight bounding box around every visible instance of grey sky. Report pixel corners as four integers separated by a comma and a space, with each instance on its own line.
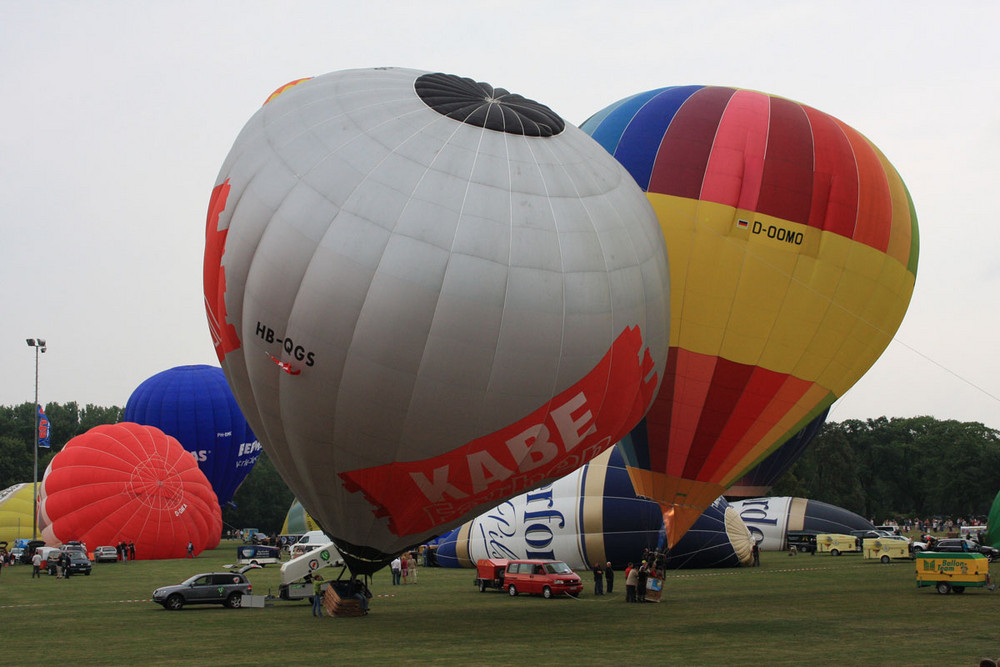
3, 1, 998, 429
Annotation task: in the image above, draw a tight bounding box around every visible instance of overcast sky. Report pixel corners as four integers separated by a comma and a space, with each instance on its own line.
3, 1, 998, 430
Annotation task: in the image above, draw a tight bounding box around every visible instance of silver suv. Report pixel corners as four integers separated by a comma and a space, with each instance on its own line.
153, 572, 252, 610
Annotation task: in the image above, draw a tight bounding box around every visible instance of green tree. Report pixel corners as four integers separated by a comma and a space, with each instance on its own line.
221, 452, 294, 536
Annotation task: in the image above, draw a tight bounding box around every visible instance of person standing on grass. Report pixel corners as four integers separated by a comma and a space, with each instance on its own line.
401, 554, 409, 584
187, 541, 194, 558
636, 561, 649, 602
390, 556, 401, 585
408, 554, 418, 583
31, 551, 42, 579
625, 563, 637, 602
312, 574, 325, 617
592, 562, 604, 596
605, 562, 614, 594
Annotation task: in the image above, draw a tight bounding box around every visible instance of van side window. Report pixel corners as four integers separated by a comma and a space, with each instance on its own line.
534, 565, 544, 575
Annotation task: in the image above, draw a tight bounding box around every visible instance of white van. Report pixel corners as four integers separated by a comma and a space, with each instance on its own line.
290, 531, 332, 558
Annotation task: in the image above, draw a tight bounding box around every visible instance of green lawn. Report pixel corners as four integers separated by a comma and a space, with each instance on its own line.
2, 540, 997, 665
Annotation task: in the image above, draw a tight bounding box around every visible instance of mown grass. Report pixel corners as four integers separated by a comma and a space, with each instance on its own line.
2, 540, 998, 665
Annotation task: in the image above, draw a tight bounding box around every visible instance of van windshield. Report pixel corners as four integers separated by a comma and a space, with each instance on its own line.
544, 562, 572, 574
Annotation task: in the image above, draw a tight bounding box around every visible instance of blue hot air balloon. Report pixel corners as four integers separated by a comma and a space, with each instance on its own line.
124, 364, 260, 507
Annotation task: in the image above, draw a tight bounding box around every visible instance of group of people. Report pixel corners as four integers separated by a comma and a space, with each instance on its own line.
591, 562, 614, 595
389, 553, 419, 585
116, 541, 136, 561
623, 560, 658, 602
589, 554, 663, 602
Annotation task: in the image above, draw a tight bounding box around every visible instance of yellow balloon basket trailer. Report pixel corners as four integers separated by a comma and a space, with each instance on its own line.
915, 552, 994, 594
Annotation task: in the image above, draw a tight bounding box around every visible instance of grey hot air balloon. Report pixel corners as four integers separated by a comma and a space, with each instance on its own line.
204, 67, 670, 574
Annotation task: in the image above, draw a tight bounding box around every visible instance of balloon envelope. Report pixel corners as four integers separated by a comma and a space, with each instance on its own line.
38, 423, 222, 559
124, 364, 260, 508
0, 483, 35, 544
281, 499, 322, 536
582, 86, 918, 545
205, 68, 670, 572
435, 446, 751, 570
726, 408, 829, 498
729, 496, 873, 551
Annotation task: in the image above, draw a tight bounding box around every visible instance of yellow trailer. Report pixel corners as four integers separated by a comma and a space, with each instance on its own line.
915, 552, 993, 594
816, 533, 860, 556
864, 538, 910, 563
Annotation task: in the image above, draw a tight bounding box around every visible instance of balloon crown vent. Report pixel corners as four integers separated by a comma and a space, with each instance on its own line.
415, 72, 565, 137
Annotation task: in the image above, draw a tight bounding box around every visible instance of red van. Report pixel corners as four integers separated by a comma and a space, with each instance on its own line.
503, 559, 583, 598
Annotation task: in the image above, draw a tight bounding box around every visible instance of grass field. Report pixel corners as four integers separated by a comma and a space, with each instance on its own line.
2, 540, 998, 665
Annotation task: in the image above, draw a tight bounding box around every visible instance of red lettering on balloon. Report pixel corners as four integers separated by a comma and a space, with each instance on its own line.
339, 325, 658, 537
203, 180, 241, 361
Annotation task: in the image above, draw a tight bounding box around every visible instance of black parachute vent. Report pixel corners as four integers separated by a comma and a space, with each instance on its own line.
415, 72, 565, 137
332, 537, 400, 576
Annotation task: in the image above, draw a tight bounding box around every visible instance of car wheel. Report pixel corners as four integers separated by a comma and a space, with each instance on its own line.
508, 584, 517, 597
953, 586, 966, 594
880, 555, 890, 564
542, 586, 552, 599
936, 582, 951, 595
479, 580, 486, 593
831, 549, 840, 557
226, 592, 243, 609
166, 594, 184, 610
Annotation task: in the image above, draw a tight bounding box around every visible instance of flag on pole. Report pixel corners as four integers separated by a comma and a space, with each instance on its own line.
37, 405, 51, 448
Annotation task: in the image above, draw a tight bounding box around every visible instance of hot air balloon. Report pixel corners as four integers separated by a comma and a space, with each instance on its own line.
0, 483, 35, 543
729, 496, 874, 551
204, 68, 670, 573
726, 408, 829, 498
281, 499, 322, 536
436, 446, 752, 570
581, 86, 918, 546
37, 422, 222, 559
124, 364, 260, 508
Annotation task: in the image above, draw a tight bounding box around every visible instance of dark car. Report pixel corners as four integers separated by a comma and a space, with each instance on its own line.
152, 572, 253, 610
786, 531, 818, 553
929, 538, 999, 562
48, 551, 92, 576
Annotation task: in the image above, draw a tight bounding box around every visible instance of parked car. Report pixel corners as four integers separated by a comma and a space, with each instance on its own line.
62, 540, 87, 553
152, 572, 253, 610
929, 538, 999, 562
502, 559, 583, 598
9, 547, 24, 563
47, 551, 92, 576
94, 546, 119, 563
785, 531, 818, 553
20, 540, 46, 565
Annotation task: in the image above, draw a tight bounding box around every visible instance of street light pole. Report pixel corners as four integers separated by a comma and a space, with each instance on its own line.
26, 338, 46, 540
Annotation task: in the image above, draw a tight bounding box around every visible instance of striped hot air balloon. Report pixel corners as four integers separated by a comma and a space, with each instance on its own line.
582, 86, 918, 546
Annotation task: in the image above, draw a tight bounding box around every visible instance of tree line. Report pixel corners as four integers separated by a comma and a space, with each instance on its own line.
2, 403, 998, 531
771, 416, 1000, 522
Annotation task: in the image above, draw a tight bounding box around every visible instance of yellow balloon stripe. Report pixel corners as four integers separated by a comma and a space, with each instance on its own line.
649, 192, 916, 398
